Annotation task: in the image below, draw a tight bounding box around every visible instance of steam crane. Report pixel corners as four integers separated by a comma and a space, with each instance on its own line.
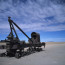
1, 17, 46, 58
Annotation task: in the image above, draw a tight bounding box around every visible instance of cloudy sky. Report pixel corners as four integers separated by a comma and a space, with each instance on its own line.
0, 0, 65, 42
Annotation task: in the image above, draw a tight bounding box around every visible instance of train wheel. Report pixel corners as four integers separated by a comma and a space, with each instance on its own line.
27, 47, 33, 54
0, 53, 6, 57
36, 48, 42, 52
15, 52, 21, 59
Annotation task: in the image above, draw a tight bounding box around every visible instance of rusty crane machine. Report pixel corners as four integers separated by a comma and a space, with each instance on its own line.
0, 17, 46, 58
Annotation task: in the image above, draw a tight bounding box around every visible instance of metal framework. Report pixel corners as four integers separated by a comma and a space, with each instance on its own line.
0, 17, 46, 58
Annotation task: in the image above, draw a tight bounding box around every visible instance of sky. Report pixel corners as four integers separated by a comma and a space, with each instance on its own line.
0, 0, 65, 42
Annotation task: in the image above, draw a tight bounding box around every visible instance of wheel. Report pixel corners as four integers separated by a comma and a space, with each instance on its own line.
34, 47, 36, 51
0, 53, 6, 57
29, 47, 33, 53
27, 47, 33, 54
15, 52, 21, 59
36, 48, 42, 52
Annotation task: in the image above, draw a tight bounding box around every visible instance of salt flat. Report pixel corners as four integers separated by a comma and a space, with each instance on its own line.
0, 42, 65, 65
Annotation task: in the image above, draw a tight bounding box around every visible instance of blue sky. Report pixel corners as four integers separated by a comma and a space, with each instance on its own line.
0, 0, 65, 42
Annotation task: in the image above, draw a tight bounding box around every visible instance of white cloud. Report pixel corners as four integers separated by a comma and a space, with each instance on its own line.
0, 0, 65, 32
0, 23, 65, 32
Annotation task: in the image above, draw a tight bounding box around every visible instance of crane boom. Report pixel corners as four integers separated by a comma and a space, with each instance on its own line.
8, 17, 33, 43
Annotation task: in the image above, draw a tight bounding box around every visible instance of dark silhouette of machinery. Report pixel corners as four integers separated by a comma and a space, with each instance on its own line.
0, 17, 46, 58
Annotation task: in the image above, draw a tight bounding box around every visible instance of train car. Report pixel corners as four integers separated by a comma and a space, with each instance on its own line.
0, 17, 46, 58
